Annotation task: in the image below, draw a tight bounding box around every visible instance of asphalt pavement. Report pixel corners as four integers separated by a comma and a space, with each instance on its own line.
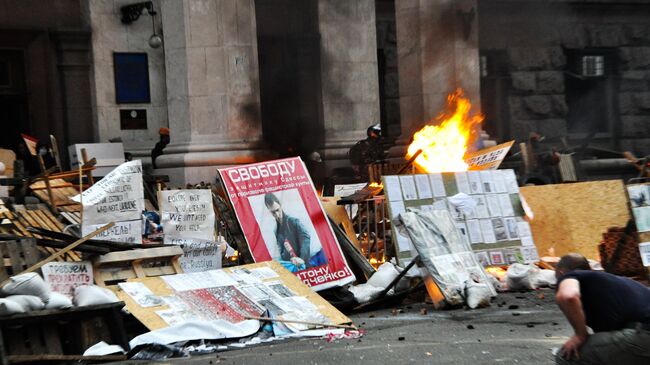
124, 289, 571, 365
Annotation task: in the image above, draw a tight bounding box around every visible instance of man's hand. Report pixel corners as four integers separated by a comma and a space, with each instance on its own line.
291, 257, 305, 267
560, 334, 587, 361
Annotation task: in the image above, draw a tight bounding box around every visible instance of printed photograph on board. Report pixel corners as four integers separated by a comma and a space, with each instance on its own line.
249, 189, 325, 273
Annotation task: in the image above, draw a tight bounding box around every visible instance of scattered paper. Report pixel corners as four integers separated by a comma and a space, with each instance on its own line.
118, 282, 164, 308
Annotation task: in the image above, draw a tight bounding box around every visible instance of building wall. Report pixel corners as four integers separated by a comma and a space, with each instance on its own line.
84, 0, 168, 159
0, 0, 92, 167
479, 0, 650, 156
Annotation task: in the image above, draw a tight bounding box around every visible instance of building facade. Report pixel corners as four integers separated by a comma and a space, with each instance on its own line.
1, 0, 646, 185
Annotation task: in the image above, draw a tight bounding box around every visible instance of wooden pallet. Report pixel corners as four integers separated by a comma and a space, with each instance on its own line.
93, 246, 184, 286
0, 208, 80, 262
0, 302, 128, 365
0, 238, 43, 282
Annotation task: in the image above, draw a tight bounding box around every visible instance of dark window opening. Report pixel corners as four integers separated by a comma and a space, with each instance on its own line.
564, 49, 619, 140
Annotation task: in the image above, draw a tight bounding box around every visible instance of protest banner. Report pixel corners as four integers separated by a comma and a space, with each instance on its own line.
159, 189, 218, 273
41, 261, 94, 299
82, 219, 142, 244
159, 189, 215, 242
464, 141, 514, 170
218, 157, 355, 291
72, 160, 144, 226
165, 237, 222, 273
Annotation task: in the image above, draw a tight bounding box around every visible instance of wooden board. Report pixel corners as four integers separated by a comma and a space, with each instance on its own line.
320, 197, 360, 248
520, 180, 631, 260
114, 260, 352, 331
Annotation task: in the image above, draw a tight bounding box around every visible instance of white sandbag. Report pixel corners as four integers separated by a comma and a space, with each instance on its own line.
5, 295, 44, 311
74, 285, 120, 306
0, 298, 26, 316
45, 292, 73, 309
465, 281, 492, 309
367, 262, 400, 289
2, 272, 51, 302
505, 263, 536, 290
530, 269, 557, 288
348, 283, 384, 304
447, 193, 478, 215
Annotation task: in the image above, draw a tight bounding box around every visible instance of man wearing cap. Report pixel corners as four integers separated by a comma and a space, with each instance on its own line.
554, 253, 650, 364
151, 127, 170, 169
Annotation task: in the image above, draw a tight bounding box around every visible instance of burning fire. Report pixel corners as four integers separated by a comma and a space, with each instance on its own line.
406, 89, 483, 173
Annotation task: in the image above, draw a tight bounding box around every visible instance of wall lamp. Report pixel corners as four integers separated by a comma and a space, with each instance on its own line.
120, 1, 163, 48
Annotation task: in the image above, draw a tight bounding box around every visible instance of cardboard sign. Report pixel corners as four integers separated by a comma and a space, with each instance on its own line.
82, 220, 142, 244
218, 157, 355, 291
72, 160, 144, 226
465, 141, 514, 170
159, 189, 215, 242
166, 237, 223, 273
159, 189, 218, 273
41, 261, 94, 299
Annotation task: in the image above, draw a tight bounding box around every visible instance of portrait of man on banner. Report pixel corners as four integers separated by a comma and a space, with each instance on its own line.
249, 189, 326, 273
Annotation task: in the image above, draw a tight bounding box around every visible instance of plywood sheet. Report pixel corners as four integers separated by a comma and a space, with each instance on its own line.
320, 197, 360, 248
520, 180, 631, 260
114, 260, 351, 331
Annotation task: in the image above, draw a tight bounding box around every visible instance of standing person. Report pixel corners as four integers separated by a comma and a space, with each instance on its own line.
264, 193, 312, 271
151, 127, 170, 169
554, 253, 650, 364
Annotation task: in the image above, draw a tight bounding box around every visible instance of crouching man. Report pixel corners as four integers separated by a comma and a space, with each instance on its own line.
555, 253, 650, 364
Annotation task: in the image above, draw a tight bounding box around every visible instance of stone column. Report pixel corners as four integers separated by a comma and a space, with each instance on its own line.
395, 0, 480, 146
317, 0, 381, 166
157, 0, 271, 183
50, 30, 95, 149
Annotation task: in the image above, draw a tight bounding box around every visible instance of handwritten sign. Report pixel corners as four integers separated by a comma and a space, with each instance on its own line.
465, 141, 514, 170
159, 190, 217, 272
82, 220, 142, 244
72, 160, 144, 226
41, 261, 94, 299
159, 190, 215, 242
166, 237, 222, 273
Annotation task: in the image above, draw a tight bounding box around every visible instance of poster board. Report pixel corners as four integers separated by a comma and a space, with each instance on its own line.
159, 189, 219, 272
520, 180, 631, 261
217, 157, 355, 291
465, 141, 514, 170
72, 160, 144, 244
114, 260, 351, 331
383, 169, 537, 267
41, 261, 94, 299
627, 183, 650, 233
400, 210, 496, 305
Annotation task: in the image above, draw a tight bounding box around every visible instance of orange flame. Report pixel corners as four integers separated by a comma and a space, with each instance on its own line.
406, 89, 483, 173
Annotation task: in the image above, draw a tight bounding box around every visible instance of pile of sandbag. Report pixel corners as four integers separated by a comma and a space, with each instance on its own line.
0, 272, 120, 316
504, 263, 556, 291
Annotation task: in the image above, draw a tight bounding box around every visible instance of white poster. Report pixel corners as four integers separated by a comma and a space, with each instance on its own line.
41, 261, 93, 299
159, 189, 218, 273
159, 189, 215, 242
166, 237, 223, 273
82, 220, 142, 244
72, 160, 144, 226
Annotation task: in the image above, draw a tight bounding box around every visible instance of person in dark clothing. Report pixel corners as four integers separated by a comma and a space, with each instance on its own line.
264, 193, 312, 271
348, 123, 386, 178
555, 253, 650, 364
151, 127, 170, 169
